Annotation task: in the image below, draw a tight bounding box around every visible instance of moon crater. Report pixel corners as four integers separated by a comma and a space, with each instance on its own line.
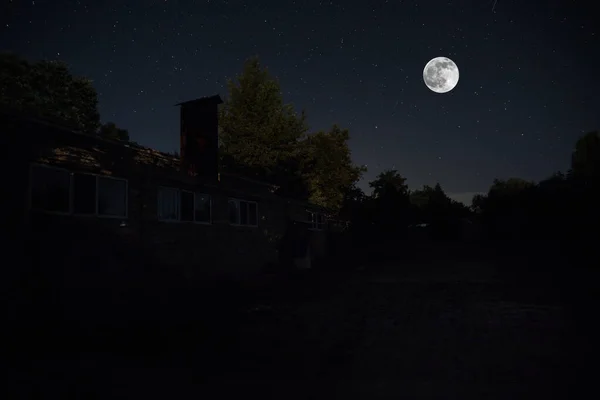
423, 57, 459, 93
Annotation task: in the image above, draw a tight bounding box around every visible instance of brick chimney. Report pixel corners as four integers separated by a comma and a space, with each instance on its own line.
175, 94, 223, 180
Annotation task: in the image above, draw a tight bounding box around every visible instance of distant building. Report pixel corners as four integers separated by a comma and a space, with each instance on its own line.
8, 95, 331, 282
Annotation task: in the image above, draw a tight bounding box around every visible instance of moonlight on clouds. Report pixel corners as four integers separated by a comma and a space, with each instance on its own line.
423, 57, 460, 93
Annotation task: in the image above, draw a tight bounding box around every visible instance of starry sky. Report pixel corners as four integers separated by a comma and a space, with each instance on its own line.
2, 0, 599, 205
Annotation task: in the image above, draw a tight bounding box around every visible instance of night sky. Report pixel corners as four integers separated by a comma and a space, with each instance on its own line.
2, 0, 599, 205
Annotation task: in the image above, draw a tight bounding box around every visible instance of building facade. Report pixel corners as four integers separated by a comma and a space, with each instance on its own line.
9, 95, 330, 283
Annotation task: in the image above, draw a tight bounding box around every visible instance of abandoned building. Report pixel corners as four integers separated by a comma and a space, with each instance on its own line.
9, 95, 334, 282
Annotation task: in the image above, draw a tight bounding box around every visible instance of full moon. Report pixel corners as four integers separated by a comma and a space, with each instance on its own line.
423, 57, 459, 93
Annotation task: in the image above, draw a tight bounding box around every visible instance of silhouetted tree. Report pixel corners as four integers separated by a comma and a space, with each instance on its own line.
300, 125, 366, 210
0, 52, 100, 132
218, 56, 365, 206
98, 122, 129, 141
218, 56, 309, 198
409, 183, 469, 239
471, 194, 487, 214
366, 169, 412, 238
369, 169, 409, 199
570, 130, 600, 184
339, 183, 368, 227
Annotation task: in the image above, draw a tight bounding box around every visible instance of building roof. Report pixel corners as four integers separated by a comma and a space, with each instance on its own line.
6, 108, 329, 211
175, 94, 223, 107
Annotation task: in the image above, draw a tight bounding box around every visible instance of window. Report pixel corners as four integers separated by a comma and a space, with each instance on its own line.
30, 165, 71, 213
158, 187, 179, 221
157, 187, 211, 223
307, 210, 325, 230
181, 191, 194, 222
98, 177, 127, 217
29, 164, 128, 218
72, 173, 97, 214
194, 194, 211, 223
228, 198, 258, 227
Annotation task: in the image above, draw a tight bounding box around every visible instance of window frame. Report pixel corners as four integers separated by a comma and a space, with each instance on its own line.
157, 186, 181, 222
96, 175, 129, 219
157, 186, 212, 224
307, 210, 326, 231
28, 163, 72, 216
29, 163, 128, 219
228, 197, 259, 227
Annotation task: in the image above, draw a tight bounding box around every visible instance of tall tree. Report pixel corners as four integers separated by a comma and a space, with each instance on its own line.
570, 130, 600, 183
339, 183, 367, 219
368, 169, 412, 235
0, 52, 100, 133
301, 125, 366, 210
369, 169, 409, 199
409, 185, 434, 208
218, 56, 309, 195
471, 194, 487, 214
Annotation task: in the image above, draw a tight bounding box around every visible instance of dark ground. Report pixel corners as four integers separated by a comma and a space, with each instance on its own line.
7, 240, 597, 399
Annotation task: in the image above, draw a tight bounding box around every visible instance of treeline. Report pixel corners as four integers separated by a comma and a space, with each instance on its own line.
471, 130, 600, 243
3, 52, 598, 250
339, 172, 471, 242
340, 131, 599, 249
0, 53, 130, 141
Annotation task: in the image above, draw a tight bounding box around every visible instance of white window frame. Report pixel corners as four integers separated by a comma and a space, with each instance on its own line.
28, 163, 128, 219
228, 198, 259, 227
157, 186, 212, 224
307, 210, 325, 231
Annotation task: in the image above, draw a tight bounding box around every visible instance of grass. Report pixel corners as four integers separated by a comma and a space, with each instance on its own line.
8, 237, 596, 398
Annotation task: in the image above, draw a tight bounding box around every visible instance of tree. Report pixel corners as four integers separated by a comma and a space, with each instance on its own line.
301, 125, 366, 210
338, 183, 367, 227
98, 122, 130, 141
0, 52, 100, 133
219, 56, 366, 206
369, 169, 409, 199
409, 185, 434, 208
367, 169, 412, 237
471, 194, 487, 214
218, 56, 309, 196
570, 130, 600, 183
487, 178, 535, 200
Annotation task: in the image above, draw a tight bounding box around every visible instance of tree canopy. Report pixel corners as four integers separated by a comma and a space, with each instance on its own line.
219, 56, 365, 210
410, 183, 451, 210
369, 169, 409, 199
218, 57, 308, 179
0, 52, 100, 133
571, 130, 600, 182
301, 125, 366, 210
